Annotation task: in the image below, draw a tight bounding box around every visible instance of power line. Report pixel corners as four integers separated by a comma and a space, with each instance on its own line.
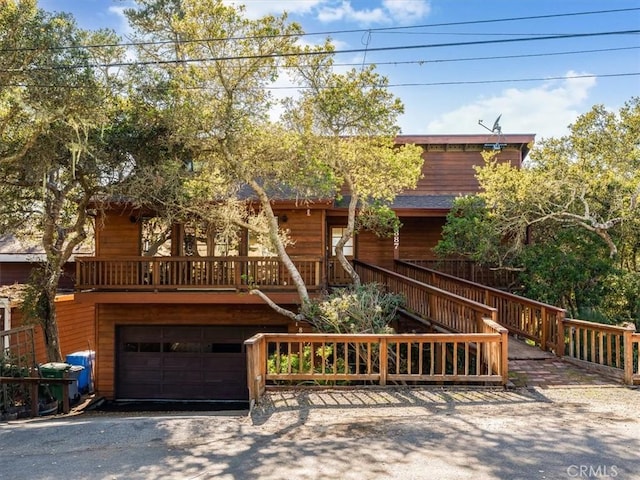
331, 46, 640, 69
3, 7, 639, 53
3, 72, 637, 91
3, 29, 638, 72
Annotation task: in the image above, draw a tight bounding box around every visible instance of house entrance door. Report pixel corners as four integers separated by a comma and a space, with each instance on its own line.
327, 225, 354, 285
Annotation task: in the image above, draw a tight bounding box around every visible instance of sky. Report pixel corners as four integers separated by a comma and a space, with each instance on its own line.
37, 0, 640, 141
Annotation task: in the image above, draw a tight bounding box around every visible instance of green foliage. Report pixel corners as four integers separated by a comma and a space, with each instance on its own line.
267, 345, 345, 375
302, 283, 403, 334
356, 203, 402, 238
0, 1, 129, 361
436, 100, 640, 326
434, 195, 508, 266
517, 228, 616, 318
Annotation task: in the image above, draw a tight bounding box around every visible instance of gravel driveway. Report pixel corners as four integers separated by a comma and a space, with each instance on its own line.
1, 386, 638, 479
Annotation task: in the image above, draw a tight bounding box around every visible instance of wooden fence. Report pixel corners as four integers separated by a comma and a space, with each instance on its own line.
354, 260, 497, 334
245, 322, 509, 404
405, 259, 519, 289
560, 318, 639, 384
395, 260, 564, 352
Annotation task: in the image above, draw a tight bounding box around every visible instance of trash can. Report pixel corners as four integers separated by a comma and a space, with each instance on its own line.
39, 362, 84, 406
65, 350, 95, 394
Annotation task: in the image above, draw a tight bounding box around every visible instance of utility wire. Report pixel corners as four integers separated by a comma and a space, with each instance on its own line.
2, 29, 638, 72
2, 7, 639, 53
328, 46, 640, 69
3, 72, 637, 91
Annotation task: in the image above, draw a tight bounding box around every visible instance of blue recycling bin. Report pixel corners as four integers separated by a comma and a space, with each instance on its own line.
65, 350, 95, 394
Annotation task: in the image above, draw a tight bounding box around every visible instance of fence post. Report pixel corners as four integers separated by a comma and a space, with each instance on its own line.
540, 306, 548, 351
623, 325, 634, 385
556, 313, 565, 358
245, 334, 266, 406
501, 326, 509, 386
379, 337, 387, 386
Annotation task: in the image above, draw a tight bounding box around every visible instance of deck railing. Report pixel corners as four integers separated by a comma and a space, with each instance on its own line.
406, 259, 519, 289
560, 319, 639, 384
245, 323, 509, 403
76, 256, 323, 291
354, 260, 498, 334
395, 260, 564, 352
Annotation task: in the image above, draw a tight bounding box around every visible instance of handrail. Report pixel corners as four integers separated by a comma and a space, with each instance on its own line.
395, 260, 565, 351
354, 260, 497, 334
396, 259, 638, 385
75, 255, 324, 291
561, 319, 638, 384
245, 325, 509, 403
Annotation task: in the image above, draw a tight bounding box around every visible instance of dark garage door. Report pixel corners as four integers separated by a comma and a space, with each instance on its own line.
116, 325, 284, 401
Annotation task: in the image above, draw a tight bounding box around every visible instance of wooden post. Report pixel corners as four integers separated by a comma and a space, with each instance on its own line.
500, 326, 509, 386
30, 382, 39, 418
540, 306, 548, 351
556, 314, 565, 358
623, 325, 634, 385
379, 337, 387, 386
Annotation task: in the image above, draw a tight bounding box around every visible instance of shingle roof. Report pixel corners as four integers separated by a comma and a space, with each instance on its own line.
334, 194, 458, 210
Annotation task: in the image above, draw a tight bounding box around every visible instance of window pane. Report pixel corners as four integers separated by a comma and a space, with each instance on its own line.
331, 227, 353, 256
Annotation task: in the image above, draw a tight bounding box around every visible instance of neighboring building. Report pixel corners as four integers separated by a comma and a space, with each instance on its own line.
74, 134, 534, 402
0, 234, 92, 291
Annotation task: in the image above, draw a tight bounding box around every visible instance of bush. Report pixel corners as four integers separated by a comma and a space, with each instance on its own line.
302, 283, 404, 334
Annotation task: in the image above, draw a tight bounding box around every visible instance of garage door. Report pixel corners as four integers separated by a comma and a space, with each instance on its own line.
116, 325, 284, 401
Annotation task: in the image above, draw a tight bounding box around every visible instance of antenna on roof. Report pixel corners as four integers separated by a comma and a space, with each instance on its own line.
478, 114, 506, 151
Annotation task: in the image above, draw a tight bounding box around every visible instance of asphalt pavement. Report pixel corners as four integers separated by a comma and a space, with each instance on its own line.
1, 386, 639, 480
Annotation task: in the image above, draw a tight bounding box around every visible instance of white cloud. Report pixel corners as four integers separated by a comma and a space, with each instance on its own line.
425, 72, 597, 139
223, 1, 432, 25
224, 1, 325, 19
318, 2, 386, 24
318, 0, 430, 25
382, 0, 431, 22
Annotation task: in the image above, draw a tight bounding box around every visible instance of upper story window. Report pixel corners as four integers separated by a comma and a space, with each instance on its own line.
141, 217, 172, 256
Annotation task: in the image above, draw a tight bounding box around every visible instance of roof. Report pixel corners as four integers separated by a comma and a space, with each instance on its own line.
0, 235, 93, 262
396, 134, 536, 158
335, 194, 458, 211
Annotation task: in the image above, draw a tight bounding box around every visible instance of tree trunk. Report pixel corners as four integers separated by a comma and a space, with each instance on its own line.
335, 186, 360, 287
40, 287, 62, 362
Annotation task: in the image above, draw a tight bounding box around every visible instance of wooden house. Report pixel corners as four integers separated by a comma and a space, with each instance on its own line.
74, 134, 534, 402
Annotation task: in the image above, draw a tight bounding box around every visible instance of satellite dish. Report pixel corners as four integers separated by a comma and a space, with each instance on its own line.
478, 114, 502, 133
478, 114, 506, 151
492, 114, 502, 133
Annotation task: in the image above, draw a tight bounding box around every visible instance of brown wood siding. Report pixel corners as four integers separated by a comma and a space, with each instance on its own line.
277, 209, 324, 257
398, 217, 447, 259
95, 303, 297, 399
10, 295, 95, 364
409, 148, 522, 196
95, 213, 140, 257
356, 231, 394, 269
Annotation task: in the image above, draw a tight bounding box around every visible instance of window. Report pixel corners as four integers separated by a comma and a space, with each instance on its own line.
331, 227, 354, 256
141, 217, 172, 256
